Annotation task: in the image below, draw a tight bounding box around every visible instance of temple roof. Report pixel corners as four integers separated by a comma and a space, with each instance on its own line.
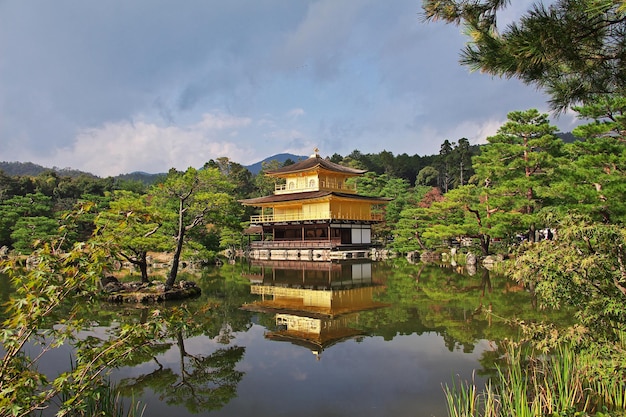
239, 190, 391, 205
265, 153, 366, 176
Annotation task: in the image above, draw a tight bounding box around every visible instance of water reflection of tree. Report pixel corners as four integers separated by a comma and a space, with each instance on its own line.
74, 264, 254, 414
356, 259, 572, 353
118, 330, 245, 413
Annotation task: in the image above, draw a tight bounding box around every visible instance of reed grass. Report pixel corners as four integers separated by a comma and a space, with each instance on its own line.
443, 342, 626, 417
59, 379, 146, 417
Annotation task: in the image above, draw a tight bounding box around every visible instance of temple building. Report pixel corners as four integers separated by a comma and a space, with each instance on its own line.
239, 150, 390, 261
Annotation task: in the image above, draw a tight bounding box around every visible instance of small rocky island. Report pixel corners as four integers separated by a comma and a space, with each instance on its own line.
101, 276, 201, 303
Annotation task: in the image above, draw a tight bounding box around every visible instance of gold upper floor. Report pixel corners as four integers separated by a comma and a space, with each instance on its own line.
274, 173, 357, 195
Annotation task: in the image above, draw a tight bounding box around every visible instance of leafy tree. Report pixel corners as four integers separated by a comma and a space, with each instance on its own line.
451, 137, 473, 188
10, 216, 61, 254
510, 215, 626, 390
329, 153, 344, 164
0, 171, 23, 201
152, 167, 240, 288
0, 193, 54, 248
472, 109, 562, 241
0, 204, 163, 416
550, 95, 626, 223
252, 159, 283, 197
423, 0, 626, 111
392, 187, 443, 253
94, 191, 169, 283
32, 170, 61, 197
426, 184, 497, 255
395, 153, 425, 186
511, 216, 626, 336
355, 173, 414, 242
437, 140, 455, 192
370, 150, 397, 176
416, 166, 439, 187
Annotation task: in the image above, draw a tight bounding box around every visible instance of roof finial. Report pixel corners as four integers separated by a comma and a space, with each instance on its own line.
311, 147, 320, 158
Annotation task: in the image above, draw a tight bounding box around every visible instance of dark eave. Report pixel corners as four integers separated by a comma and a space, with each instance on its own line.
265, 155, 366, 176
239, 190, 391, 206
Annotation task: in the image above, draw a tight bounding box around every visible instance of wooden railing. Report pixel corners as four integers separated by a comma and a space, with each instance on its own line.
274, 181, 357, 195
250, 239, 340, 249
250, 211, 383, 223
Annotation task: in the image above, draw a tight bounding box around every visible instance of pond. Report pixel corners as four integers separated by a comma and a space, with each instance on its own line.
2, 258, 570, 417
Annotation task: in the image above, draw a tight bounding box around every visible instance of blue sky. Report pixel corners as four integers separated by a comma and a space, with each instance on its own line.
0, 0, 578, 177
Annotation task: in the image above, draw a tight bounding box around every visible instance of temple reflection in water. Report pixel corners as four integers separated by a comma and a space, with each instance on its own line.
242, 260, 388, 359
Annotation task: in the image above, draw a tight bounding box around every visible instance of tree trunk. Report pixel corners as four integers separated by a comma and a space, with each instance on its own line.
138, 252, 149, 283
479, 234, 490, 255
166, 228, 185, 288
528, 223, 536, 243
122, 251, 150, 283
166, 199, 186, 288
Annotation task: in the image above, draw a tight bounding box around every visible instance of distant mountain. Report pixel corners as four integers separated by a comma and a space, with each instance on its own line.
557, 132, 581, 144
0, 161, 96, 178
115, 171, 166, 185
244, 153, 308, 175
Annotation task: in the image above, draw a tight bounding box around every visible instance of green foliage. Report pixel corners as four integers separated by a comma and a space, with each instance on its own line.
392, 187, 443, 253
444, 341, 626, 417
473, 109, 562, 237
10, 216, 62, 254
422, 0, 626, 112
94, 191, 169, 283
152, 167, 241, 287
0, 193, 54, 249
252, 159, 283, 197
549, 96, 626, 223
416, 165, 439, 187
0, 204, 157, 416
510, 216, 626, 340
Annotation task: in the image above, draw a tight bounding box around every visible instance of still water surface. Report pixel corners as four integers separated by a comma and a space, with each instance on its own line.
4, 259, 569, 416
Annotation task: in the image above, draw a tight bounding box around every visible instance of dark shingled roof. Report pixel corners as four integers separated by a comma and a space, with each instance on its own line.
265, 154, 366, 176
239, 190, 391, 205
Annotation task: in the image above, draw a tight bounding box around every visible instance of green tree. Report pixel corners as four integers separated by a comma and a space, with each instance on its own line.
392, 187, 443, 253
451, 137, 473, 188
509, 215, 626, 393
423, 0, 626, 111
428, 184, 496, 254
437, 140, 455, 193
252, 159, 283, 197
472, 109, 562, 241
0, 171, 23, 202
416, 166, 439, 187
550, 95, 626, 223
512, 216, 626, 336
94, 191, 169, 283
153, 167, 240, 288
10, 217, 61, 254
0, 193, 54, 248
0, 205, 163, 416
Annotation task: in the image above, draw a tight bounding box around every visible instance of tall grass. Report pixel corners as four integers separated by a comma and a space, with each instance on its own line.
59, 379, 146, 417
443, 342, 626, 417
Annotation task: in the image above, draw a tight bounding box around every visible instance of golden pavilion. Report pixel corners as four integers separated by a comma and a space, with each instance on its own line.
239, 150, 390, 260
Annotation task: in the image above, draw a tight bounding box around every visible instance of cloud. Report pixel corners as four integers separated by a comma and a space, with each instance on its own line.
287, 108, 305, 118
44, 113, 253, 177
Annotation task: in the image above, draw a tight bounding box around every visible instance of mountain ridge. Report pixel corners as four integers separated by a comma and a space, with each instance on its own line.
0, 153, 308, 179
